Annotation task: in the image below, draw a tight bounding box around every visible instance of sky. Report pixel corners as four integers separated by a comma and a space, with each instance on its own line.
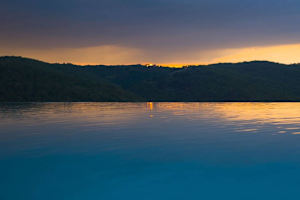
1, 0, 300, 66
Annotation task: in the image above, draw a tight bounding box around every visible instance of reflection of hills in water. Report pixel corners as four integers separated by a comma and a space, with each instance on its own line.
1, 102, 300, 135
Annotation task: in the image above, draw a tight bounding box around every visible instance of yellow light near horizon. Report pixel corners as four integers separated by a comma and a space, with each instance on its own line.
212, 43, 300, 64
156, 43, 300, 67
2, 43, 300, 66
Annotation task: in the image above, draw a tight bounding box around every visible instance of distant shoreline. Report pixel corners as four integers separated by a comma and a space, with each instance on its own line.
2, 101, 300, 103
2, 56, 300, 102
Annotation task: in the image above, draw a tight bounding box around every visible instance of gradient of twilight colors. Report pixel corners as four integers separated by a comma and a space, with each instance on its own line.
1, 0, 300, 65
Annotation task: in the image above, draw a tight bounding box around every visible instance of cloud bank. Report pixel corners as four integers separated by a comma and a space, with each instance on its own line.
1, 0, 300, 64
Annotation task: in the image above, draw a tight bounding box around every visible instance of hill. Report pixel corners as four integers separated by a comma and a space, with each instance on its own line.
0, 57, 141, 101
1, 56, 300, 101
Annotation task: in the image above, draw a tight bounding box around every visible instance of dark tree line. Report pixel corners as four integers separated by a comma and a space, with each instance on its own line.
1, 56, 300, 102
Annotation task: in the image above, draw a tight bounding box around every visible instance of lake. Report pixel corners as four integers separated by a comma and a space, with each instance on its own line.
1, 102, 300, 199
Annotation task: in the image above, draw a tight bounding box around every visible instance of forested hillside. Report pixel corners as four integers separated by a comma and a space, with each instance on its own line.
1, 56, 300, 101
0, 57, 141, 101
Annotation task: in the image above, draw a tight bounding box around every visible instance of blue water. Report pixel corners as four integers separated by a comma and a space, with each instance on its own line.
1, 103, 300, 199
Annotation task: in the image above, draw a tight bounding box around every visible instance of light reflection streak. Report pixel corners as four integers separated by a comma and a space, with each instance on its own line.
149, 102, 300, 135
1, 102, 300, 135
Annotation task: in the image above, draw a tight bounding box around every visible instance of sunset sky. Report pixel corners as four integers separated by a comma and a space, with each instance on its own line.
1, 0, 300, 66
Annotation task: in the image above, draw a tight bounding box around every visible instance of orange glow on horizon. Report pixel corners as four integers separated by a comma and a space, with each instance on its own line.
213, 43, 300, 64
2, 43, 300, 67
155, 43, 300, 67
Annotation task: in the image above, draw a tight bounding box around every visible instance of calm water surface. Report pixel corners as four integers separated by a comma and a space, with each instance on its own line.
1, 102, 300, 199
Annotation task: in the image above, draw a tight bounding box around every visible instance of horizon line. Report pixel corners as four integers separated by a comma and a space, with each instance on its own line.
1, 55, 299, 68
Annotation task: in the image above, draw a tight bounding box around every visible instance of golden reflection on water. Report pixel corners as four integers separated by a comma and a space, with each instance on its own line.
152, 102, 300, 122
147, 102, 154, 118
1, 102, 300, 135
147, 102, 154, 111
153, 102, 300, 134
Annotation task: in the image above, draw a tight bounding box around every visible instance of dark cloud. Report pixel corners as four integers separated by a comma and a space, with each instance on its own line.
1, 0, 300, 62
